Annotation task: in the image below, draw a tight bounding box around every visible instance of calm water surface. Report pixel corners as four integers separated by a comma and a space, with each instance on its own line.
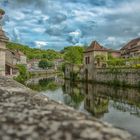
27, 76, 140, 137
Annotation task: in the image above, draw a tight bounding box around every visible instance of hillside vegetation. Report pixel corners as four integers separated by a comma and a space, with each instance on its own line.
6, 42, 62, 60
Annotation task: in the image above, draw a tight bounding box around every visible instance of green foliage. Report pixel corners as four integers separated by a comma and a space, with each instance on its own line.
107, 56, 140, 68
64, 46, 84, 64
38, 59, 54, 69
107, 58, 125, 67
0, 9, 5, 15
138, 81, 140, 89
14, 64, 30, 84
6, 42, 62, 60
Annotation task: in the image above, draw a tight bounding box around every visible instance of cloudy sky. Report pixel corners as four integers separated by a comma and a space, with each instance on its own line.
0, 0, 140, 50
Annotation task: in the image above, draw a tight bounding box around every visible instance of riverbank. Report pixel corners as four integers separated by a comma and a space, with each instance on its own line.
0, 76, 136, 140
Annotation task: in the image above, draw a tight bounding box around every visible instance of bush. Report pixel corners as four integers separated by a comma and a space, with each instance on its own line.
39, 60, 54, 69
14, 65, 30, 84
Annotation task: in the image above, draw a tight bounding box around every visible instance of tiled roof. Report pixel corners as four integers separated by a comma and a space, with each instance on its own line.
121, 37, 140, 50
84, 41, 108, 53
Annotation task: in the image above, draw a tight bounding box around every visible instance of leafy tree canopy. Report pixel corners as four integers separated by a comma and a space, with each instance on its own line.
63, 46, 84, 64
38, 59, 54, 69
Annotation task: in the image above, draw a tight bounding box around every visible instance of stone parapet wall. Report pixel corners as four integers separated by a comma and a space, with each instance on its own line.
94, 68, 140, 86
0, 76, 136, 140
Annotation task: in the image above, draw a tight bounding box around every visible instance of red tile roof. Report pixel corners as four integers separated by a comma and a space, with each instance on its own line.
84, 41, 108, 53
121, 37, 140, 50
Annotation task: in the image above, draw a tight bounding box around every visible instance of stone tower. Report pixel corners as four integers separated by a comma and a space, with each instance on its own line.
0, 9, 9, 76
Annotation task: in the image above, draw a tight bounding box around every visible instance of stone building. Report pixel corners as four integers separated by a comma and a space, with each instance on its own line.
0, 28, 27, 76
83, 41, 108, 81
16, 50, 27, 65
27, 59, 41, 70
120, 37, 140, 58
5, 50, 19, 75
0, 28, 9, 76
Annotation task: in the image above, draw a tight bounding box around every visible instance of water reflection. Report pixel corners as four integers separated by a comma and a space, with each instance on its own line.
27, 77, 140, 137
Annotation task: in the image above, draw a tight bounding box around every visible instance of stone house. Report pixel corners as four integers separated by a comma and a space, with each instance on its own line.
120, 37, 140, 58
27, 59, 41, 70
64, 63, 82, 80
83, 41, 108, 81
5, 50, 19, 75
16, 50, 27, 65
5, 49, 27, 76
54, 59, 64, 70
0, 28, 27, 76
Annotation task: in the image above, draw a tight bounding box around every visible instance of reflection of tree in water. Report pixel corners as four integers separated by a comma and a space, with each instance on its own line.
27, 78, 60, 91
63, 81, 84, 109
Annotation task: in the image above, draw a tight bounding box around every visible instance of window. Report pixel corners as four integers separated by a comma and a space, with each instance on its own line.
85, 57, 90, 64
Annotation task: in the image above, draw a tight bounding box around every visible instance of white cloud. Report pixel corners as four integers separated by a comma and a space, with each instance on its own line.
33, 27, 46, 33
35, 41, 48, 48
107, 36, 116, 42
69, 30, 81, 36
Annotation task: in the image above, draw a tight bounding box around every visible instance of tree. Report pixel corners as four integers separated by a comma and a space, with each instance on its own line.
15, 64, 30, 84
39, 60, 54, 69
64, 46, 84, 64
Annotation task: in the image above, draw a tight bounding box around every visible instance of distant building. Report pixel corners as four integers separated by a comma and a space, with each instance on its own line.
54, 59, 64, 70
83, 41, 108, 81
108, 49, 121, 58
5, 49, 27, 75
120, 37, 140, 58
27, 59, 41, 70
5, 50, 19, 75
16, 50, 27, 65
0, 28, 27, 76
64, 63, 82, 80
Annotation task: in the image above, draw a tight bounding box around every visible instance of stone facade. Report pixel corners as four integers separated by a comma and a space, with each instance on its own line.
0, 28, 27, 76
83, 41, 108, 81
0, 29, 9, 76
27, 59, 41, 70
93, 68, 140, 87
0, 42, 6, 76
65, 63, 82, 80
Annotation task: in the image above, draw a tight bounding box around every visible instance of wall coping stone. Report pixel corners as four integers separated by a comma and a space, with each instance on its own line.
0, 76, 137, 140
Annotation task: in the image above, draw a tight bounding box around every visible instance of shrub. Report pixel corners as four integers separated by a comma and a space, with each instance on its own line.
14, 65, 30, 84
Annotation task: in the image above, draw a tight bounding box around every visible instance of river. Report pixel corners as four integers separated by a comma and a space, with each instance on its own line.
26, 75, 140, 137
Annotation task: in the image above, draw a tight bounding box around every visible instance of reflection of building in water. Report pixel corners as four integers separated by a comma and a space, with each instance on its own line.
83, 83, 109, 117
84, 83, 140, 117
